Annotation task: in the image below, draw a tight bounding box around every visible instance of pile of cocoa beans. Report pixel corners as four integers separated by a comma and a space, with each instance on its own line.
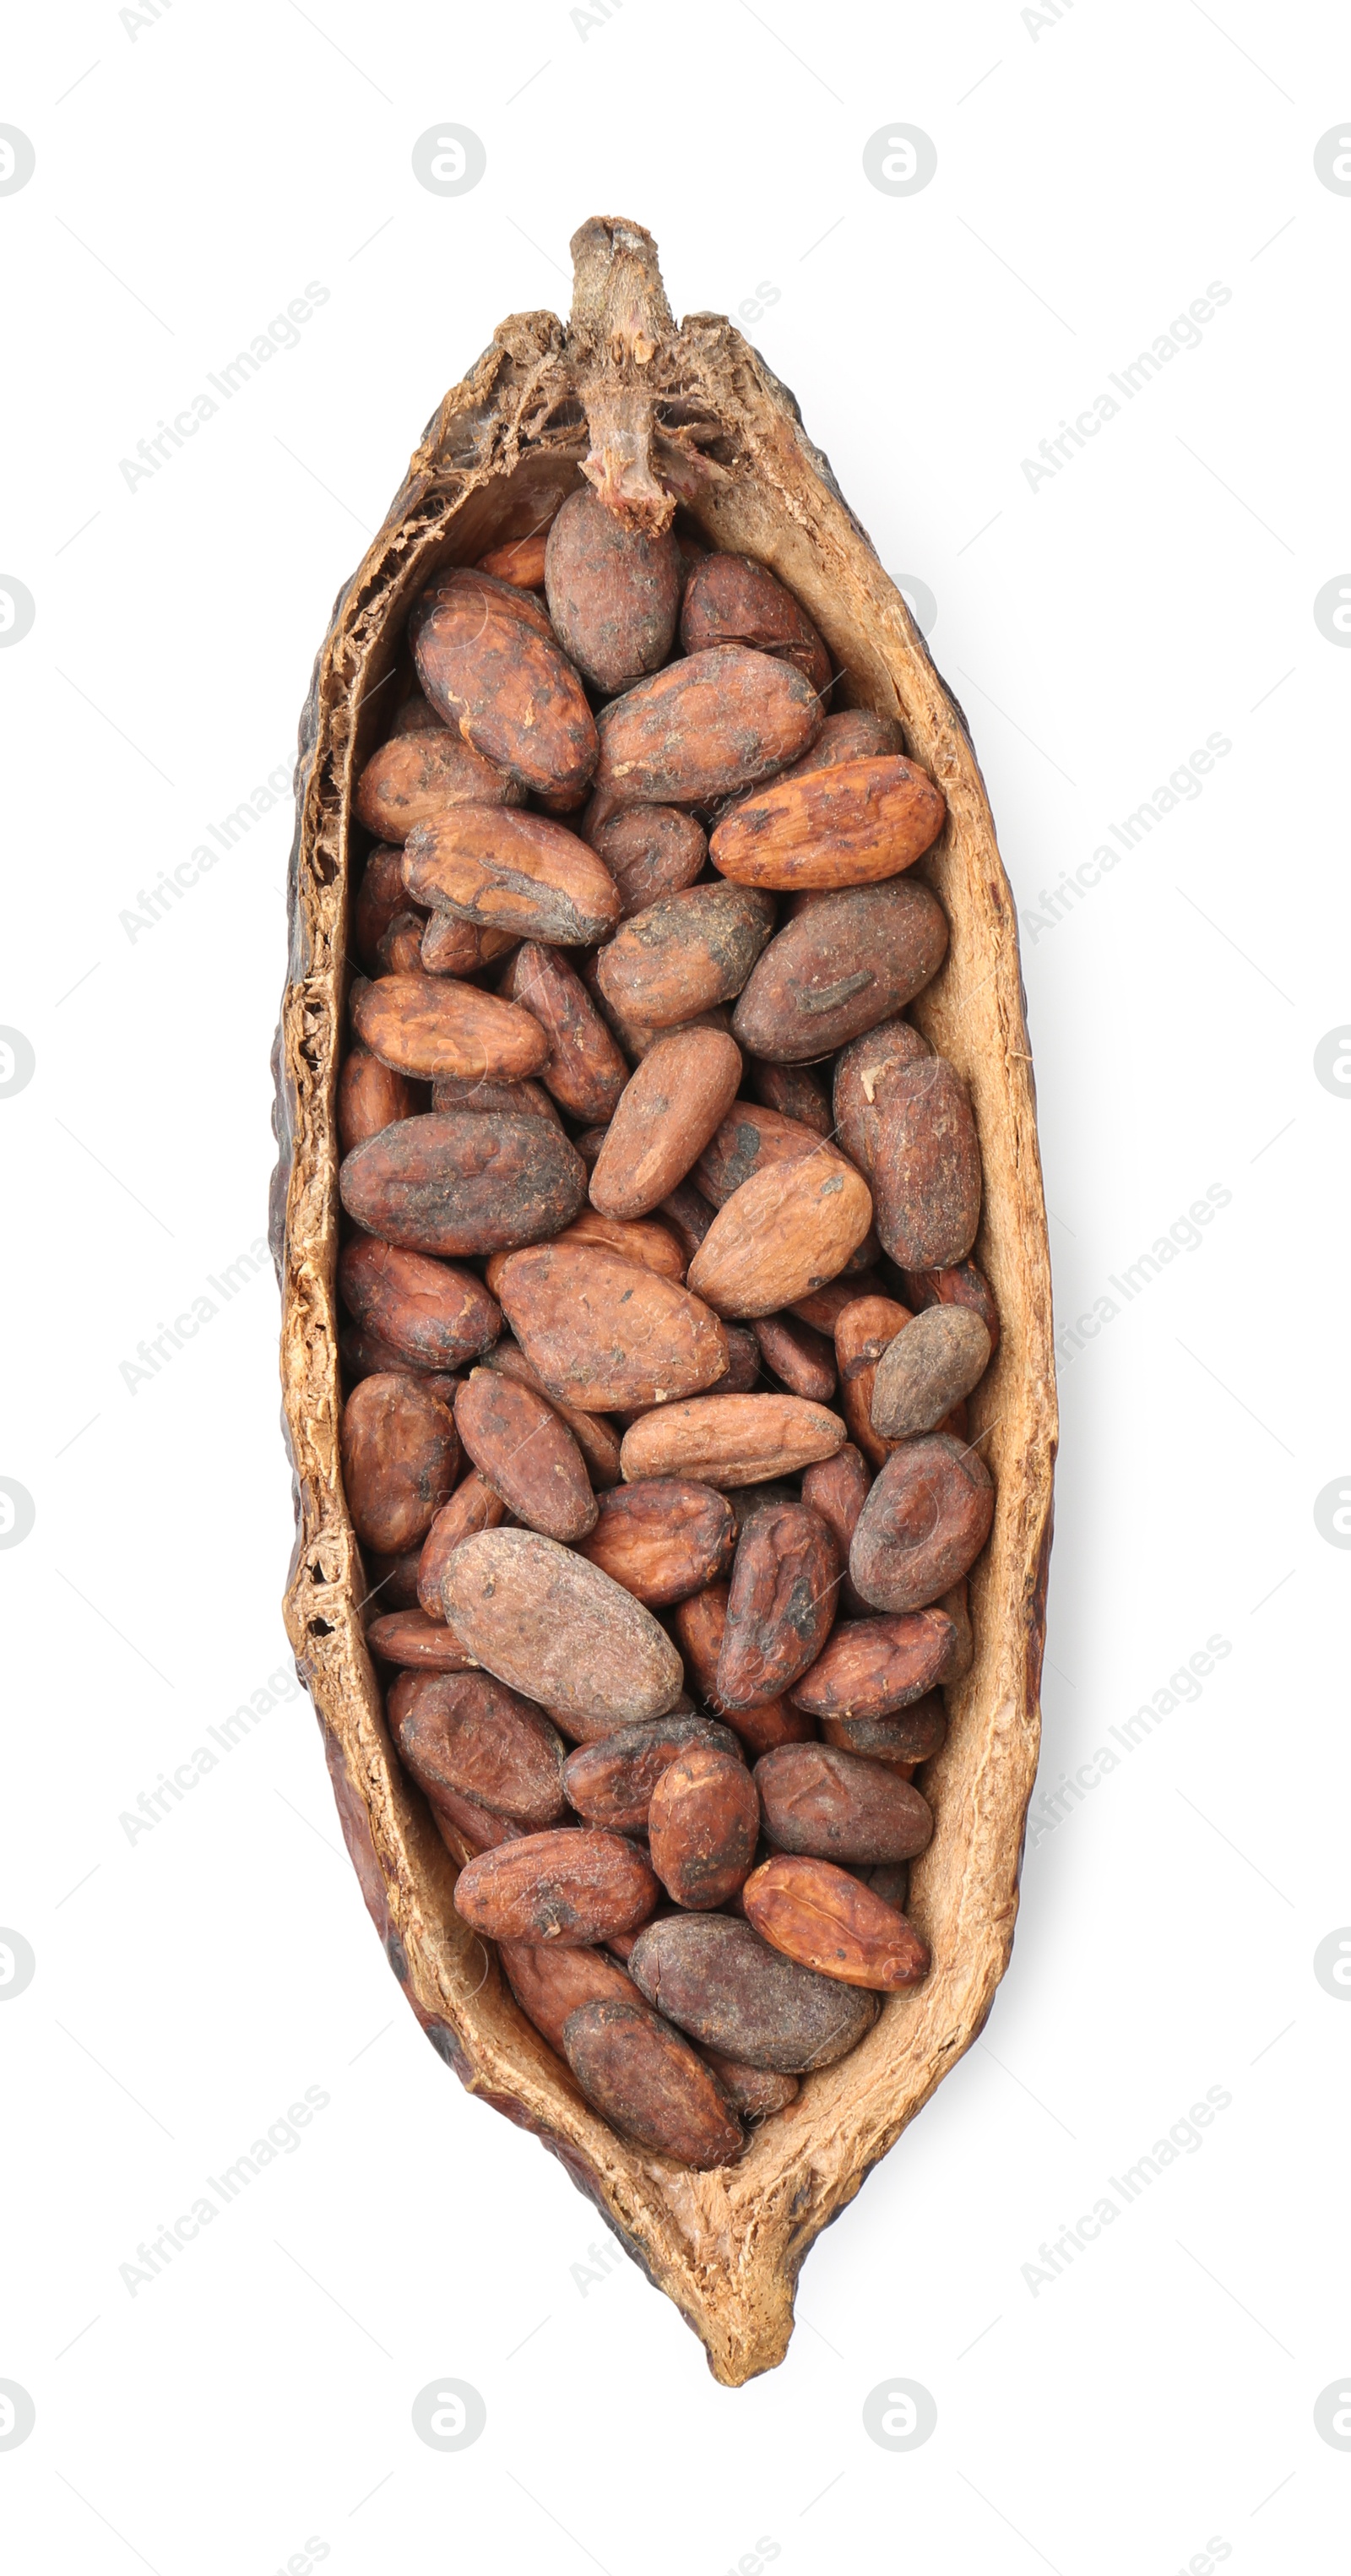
335, 489, 998, 2170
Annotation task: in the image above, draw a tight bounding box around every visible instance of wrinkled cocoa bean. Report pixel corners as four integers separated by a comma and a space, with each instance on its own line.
563, 1713, 741, 1834
627, 1911, 877, 2069
589, 1029, 743, 1220
791, 1611, 956, 1721
494, 1238, 729, 1412
499, 942, 629, 1123
850, 1433, 995, 1612
394, 1671, 568, 1825
731, 879, 949, 1062
717, 1501, 839, 1708
340, 1112, 586, 1257
339, 1237, 501, 1372
755, 1742, 933, 1863
545, 486, 681, 692
648, 1744, 760, 1908
454, 1827, 659, 1943
742, 1853, 931, 1989
587, 807, 707, 918
575, 1478, 736, 1605
440, 1529, 685, 1727
453, 1369, 598, 1542
561, 1997, 745, 2167
621, 1393, 845, 1488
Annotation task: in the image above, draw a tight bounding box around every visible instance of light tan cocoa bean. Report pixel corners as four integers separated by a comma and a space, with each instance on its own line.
621, 1393, 845, 1488
686, 1153, 874, 1319
561, 1996, 745, 2168
351, 974, 550, 1085
441, 1529, 685, 1727
454, 1826, 659, 1943
494, 1238, 729, 1412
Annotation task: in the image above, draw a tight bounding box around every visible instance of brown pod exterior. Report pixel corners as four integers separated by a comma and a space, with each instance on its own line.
672, 1586, 816, 1752
339, 1237, 501, 1372
416, 1470, 506, 1618
429, 1072, 560, 1122
648, 1745, 761, 1909
351, 974, 550, 1085
355, 845, 412, 970
834, 1294, 912, 1470
476, 526, 552, 587
745, 1058, 833, 1136
791, 1612, 957, 1721
542, 1207, 686, 1284
820, 1689, 949, 1767
595, 883, 776, 1030
453, 1368, 597, 1542
850, 1433, 995, 1612
697, 2052, 799, 2118
731, 879, 949, 1062
751, 1312, 836, 1401
621, 1393, 845, 1489
711, 754, 945, 892
366, 1606, 475, 1670
339, 1111, 586, 1258
870, 1056, 983, 1270
870, 1304, 992, 1438
410, 580, 598, 797
441, 1529, 685, 1728
500, 942, 628, 1123
680, 553, 831, 697
695, 1101, 824, 1207
498, 1939, 643, 2056
587, 644, 822, 822
395, 1671, 569, 1826
494, 1238, 729, 1413
627, 1911, 877, 2071
544, 485, 681, 692
833, 1019, 932, 1176
717, 1502, 839, 1708
574, 1478, 735, 1606
340, 1372, 458, 1553
404, 808, 621, 948
563, 1712, 742, 1834
587, 807, 707, 919
742, 1852, 931, 1990
420, 912, 518, 977
337, 1047, 421, 1153
479, 1342, 622, 1489
561, 1997, 745, 2170
687, 1154, 874, 1319
589, 1029, 744, 1220
453, 1828, 659, 1944
774, 707, 903, 782
899, 1258, 1001, 1358
755, 1742, 934, 1864
354, 728, 524, 840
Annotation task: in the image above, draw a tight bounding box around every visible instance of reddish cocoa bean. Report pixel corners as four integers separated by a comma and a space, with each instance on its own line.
833, 1019, 931, 1176
366, 1607, 475, 1669
429, 1073, 560, 1122
870, 1057, 983, 1270
410, 579, 597, 798
416, 1470, 506, 1619
561, 1997, 745, 2168
587, 807, 707, 919
376, 912, 429, 976
420, 912, 518, 977
731, 879, 949, 1062
340, 1373, 458, 1552
453, 1369, 597, 1542
648, 1744, 760, 1909
453, 1827, 659, 1944
494, 1239, 729, 1413
339, 1237, 502, 1372
751, 1312, 837, 1402
404, 808, 621, 948
498, 1939, 642, 2055
820, 1689, 949, 1766
544, 485, 681, 692
834, 1294, 913, 1470
352, 974, 550, 1084
355, 729, 524, 840
711, 754, 945, 891
337, 1047, 422, 1153
742, 1852, 931, 1989
478, 1342, 622, 1488
755, 1742, 933, 1863
562, 1713, 741, 1834
500, 942, 629, 1123
791, 1612, 956, 1721
898, 1259, 1001, 1357
587, 645, 822, 823
574, 1479, 736, 1606
672, 1585, 817, 1752
589, 1029, 744, 1221
394, 1671, 568, 1825
595, 883, 775, 1030
850, 1433, 995, 1611
355, 846, 413, 970
620, 1394, 844, 1488
680, 554, 832, 696
717, 1501, 838, 1708
362, 1549, 423, 1611
745, 1058, 833, 1135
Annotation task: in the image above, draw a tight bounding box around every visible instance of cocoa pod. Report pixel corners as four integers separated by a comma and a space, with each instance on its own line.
731, 879, 949, 1062
498, 1938, 642, 2055
340, 1372, 458, 1552
648, 1744, 760, 1908
627, 1911, 877, 2070
680, 553, 831, 696
718, 1502, 838, 1708
595, 883, 775, 1030
366, 1606, 475, 1669
587, 645, 822, 822
417, 1470, 506, 1618
742, 1852, 931, 1990
849, 1433, 995, 1611
711, 755, 945, 891
561, 1997, 744, 2169
687, 1153, 874, 1318
574, 1478, 735, 1605
694, 1101, 822, 1207
354, 729, 523, 840
899, 1258, 1001, 1357
339, 1237, 501, 1372
542, 1207, 686, 1284
429, 1073, 560, 1122
394, 1671, 569, 1826
870, 1057, 982, 1270
871, 1305, 992, 1438
494, 1239, 729, 1412
479, 1342, 622, 1488
834, 1293, 913, 1469
337, 1046, 422, 1154
500, 943, 628, 1122
697, 2051, 799, 2117
544, 485, 681, 691
420, 912, 518, 977
339, 1111, 586, 1257
476, 528, 552, 587
563, 1712, 741, 1834
670, 1585, 816, 1752
820, 1689, 949, 1767
791, 1611, 956, 1721
453, 1368, 598, 1542
589, 1029, 743, 1220
621, 1393, 845, 1488
355, 845, 413, 970
755, 1742, 934, 1863
833, 1019, 931, 1175
410, 579, 598, 797
454, 1827, 659, 1944
587, 807, 707, 919
751, 1312, 836, 1401
351, 974, 550, 1084
745, 1058, 833, 1135
441, 1529, 685, 1727
404, 808, 621, 948
774, 708, 903, 782
376, 912, 429, 976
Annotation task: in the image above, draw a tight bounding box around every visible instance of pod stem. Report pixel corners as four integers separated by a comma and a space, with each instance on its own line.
567, 215, 677, 533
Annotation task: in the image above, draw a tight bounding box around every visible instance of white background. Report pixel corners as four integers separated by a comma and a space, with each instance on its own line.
2, 3, 1348, 2569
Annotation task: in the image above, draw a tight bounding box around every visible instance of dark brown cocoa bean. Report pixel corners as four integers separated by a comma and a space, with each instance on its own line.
717, 1502, 839, 1709
355, 845, 412, 970
791, 1612, 956, 1721
340, 1372, 458, 1552
899, 1258, 1001, 1356
410, 579, 597, 798
574, 1478, 735, 1605
339, 1237, 501, 1372
479, 1341, 621, 1489
696, 2051, 799, 2117
672, 1585, 817, 1752
659, 1181, 717, 1264
589, 1028, 744, 1220
745, 1057, 833, 1134
339, 1111, 586, 1258
563, 1712, 741, 1834
680, 553, 831, 695
871, 1057, 982, 1270
453, 1369, 597, 1542
544, 485, 681, 692
453, 1827, 659, 1944
799, 1443, 871, 1611
849, 1433, 995, 1611
773, 708, 903, 781
561, 1996, 745, 2167
731, 879, 949, 1062
500, 942, 628, 1123
820, 1688, 948, 1766
587, 645, 822, 823
595, 883, 775, 1030
587, 807, 707, 919
755, 1742, 933, 1863
394, 1670, 567, 1826
833, 1019, 931, 1175
362, 1548, 423, 1611
627, 1910, 876, 2069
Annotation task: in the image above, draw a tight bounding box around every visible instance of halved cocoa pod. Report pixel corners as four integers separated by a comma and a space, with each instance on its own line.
545, 484, 681, 691
774, 708, 903, 781
742, 1853, 931, 1990
871, 1304, 992, 1438
718, 1502, 838, 1708
454, 1827, 659, 1944
595, 883, 775, 1030
441, 1529, 685, 1727
453, 1369, 598, 1542
833, 1019, 931, 1175
361, 1548, 423, 1611
649, 1744, 760, 1908
628, 1912, 876, 2070
395, 1671, 569, 1826
417, 1470, 506, 1618
430, 1072, 561, 1122
499, 942, 628, 1122
791, 1612, 956, 1721
377, 911, 429, 976
751, 1312, 836, 1401
410, 580, 598, 798
870, 1056, 982, 1270
820, 1689, 948, 1767
366, 1606, 475, 1670
745, 1058, 833, 1136
405, 809, 619, 948
337, 1047, 422, 1154
494, 1239, 729, 1412
352, 974, 550, 1085
587, 645, 822, 824
850, 1433, 995, 1611
563, 1712, 741, 1834
340, 1372, 458, 1552
694, 1101, 823, 1206
899, 1258, 1001, 1357
355, 729, 524, 840
420, 912, 518, 977
498, 1938, 642, 2055
731, 880, 949, 1062
574, 1478, 735, 1605
478, 1342, 621, 1488
542, 1207, 686, 1284
755, 1742, 933, 1865
339, 1112, 586, 1257
670, 1585, 816, 1752
680, 553, 831, 696
590, 1028, 743, 1220
711, 755, 945, 891
687, 1154, 873, 1318
562, 1997, 745, 2169
834, 1293, 912, 1470
477, 526, 552, 587
697, 2052, 799, 2118
587, 807, 707, 918
339, 1237, 501, 1372
621, 1393, 844, 1488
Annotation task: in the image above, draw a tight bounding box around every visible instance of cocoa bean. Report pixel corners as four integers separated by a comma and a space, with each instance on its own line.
799, 1443, 871, 1611
429, 1787, 526, 1863
404, 808, 621, 948
670, 1584, 817, 1752
898, 1258, 1001, 1356
742, 1852, 931, 1989
820, 1689, 948, 1766
476, 528, 551, 588
870, 1304, 992, 1438
430, 1073, 560, 1122
362, 1548, 423, 1611
440, 1529, 685, 1727
420, 912, 518, 977
574, 1478, 735, 1605
680, 553, 832, 696
834, 1293, 913, 1469
394, 1671, 568, 1826
338, 1046, 422, 1153
544, 486, 681, 692
351, 973, 550, 1085
587, 807, 707, 919
354, 729, 523, 840
620, 1393, 845, 1488
791, 1612, 956, 1721
416, 1470, 506, 1618
563, 1712, 741, 1834
454, 1827, 659, 1943
648, 1744, 760, 1908
595, 883, 775, 1030
755, 1742, 934, 1863
627, 1911, 877, 2069
849, 1433, 995, 1611
340, 1372, 458, 1552
833, 1019, 931, 1175
774, 708, 903, 781
339, 1111, 586, 1257
587, 645, 822, 822
478, 1342, 622, 1487
410, 579, 597, 797
718, 1502, 839, 1707
453, 1368, 598, 1542
499, 942, 628, 1122
498, 1938, 642, 2055
731, 879, 949, 1061
659, 1181, 717, 1265
870, 1057, 982, 1270
561, 1996, 745, 2168
696, 2051, 799, 2117
711, 754, 945, 892
686, 1152, 874, 1318
355, 845, 414, 970
339, 1236, 501, 1372
694, 1101, 822, 1207
377, 913, 430, 976
751, 1312, 836, 1401
542, 1208, 687, 1284
494, 1238, 729, 1412
366, 1606, 475, 1669
745, 1058, 833, 1135
589, 1029, 744, 1220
